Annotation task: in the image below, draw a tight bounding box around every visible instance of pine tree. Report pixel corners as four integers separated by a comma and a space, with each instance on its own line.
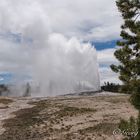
111, 0, 140, 139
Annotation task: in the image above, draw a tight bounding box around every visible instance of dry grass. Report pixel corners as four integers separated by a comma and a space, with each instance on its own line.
0, 94, 138, 140
78, 123, 118, 135
0, 98, 13, 105
0, 106, 9, 109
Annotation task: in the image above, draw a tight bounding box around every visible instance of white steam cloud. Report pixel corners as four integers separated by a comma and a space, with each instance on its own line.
0, 0, 100, 96
32, 33, 100, 96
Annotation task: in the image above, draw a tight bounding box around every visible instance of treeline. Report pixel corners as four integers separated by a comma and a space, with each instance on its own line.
0, 83, 31, 97
0, 84, 9, 96
101, 82, 122, 93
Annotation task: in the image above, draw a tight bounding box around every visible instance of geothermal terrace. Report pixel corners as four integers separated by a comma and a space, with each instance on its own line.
0, 92, 138, 140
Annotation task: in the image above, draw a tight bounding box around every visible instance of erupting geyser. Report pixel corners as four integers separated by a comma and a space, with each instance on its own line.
0, 0, 100, 96
32, 33, 100, 96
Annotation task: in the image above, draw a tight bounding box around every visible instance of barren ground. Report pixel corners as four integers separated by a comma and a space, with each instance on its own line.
0, 92, 138, 140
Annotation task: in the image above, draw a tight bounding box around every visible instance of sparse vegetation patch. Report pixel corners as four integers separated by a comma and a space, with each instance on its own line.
0, 98, 13, 105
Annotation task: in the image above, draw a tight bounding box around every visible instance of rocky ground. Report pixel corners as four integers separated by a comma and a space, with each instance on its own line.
0, 92, 138, 140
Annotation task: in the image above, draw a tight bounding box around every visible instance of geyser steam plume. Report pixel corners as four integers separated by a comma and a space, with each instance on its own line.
32, 33, 100, 96
0, 0, 100, 96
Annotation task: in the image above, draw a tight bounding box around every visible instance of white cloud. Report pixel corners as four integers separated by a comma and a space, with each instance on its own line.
0, 0, 122, 41
99, 67, 121, 85
0, 77, 4, 81
45, 0, 122, 41
97, 48, 121, 85
97, 48, 118, 65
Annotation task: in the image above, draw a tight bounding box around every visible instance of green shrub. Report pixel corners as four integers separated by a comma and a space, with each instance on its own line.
119, 117, 138, 140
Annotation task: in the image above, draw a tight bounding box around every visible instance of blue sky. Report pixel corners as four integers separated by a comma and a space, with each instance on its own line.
0, 0, 122, 85
0, 73, 13, 84
93, 40, 117, 51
